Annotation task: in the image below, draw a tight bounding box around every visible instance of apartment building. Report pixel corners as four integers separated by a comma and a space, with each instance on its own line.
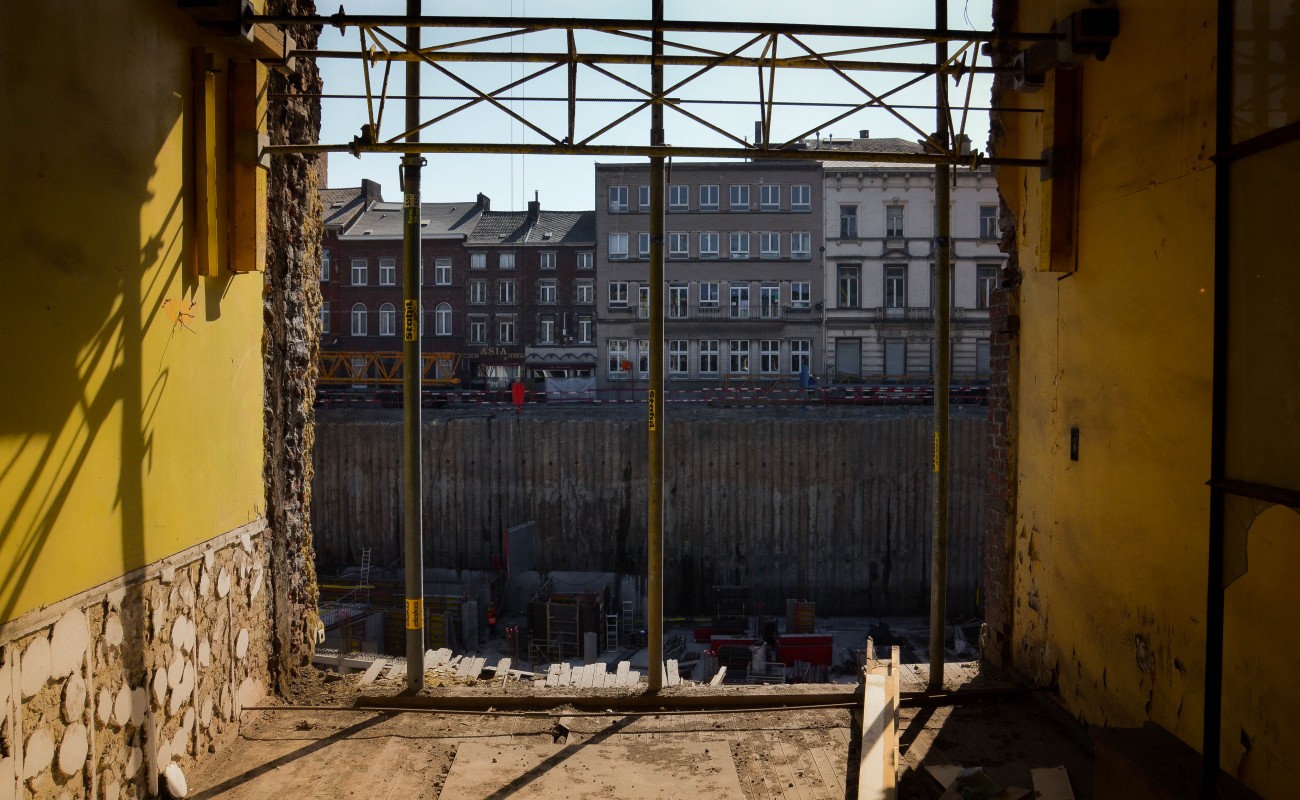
594, 161, 825, 391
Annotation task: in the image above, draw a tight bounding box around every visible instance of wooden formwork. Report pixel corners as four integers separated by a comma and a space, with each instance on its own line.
857, 644, 901, 800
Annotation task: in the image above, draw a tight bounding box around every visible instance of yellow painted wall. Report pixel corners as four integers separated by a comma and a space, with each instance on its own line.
1003, 1, 1300, 793
0, 0, 265, 623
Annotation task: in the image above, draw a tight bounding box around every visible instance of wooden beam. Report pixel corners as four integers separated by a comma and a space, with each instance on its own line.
1039, 66, 1082, 272
192, 48, 220, 278
228, 60, 267, 273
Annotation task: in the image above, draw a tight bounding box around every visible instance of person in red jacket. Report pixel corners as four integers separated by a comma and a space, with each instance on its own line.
487, 605, 498, 637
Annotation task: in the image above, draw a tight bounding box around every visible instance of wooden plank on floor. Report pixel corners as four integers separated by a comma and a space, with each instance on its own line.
806, 744, 845, 798
1031, 767, 1075, 800
766, 733, 805, 800
432, 648, 452, 666
926, 765, 962, 790
359, 659, 388, 686
388, 660, 407, 678
710, 666, 727, 686
858, 674, 888, 800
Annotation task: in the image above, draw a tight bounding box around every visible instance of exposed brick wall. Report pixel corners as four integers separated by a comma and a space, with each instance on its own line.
263, 0, 323, 693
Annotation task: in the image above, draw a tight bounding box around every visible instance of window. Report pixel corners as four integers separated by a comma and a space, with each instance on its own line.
538, 279, 557, 304
729, 284, 750, 319
320, 301, 330, 333
608, 185, 629, 212
760, 340, 781, 374
980, 205, 999, 239
470, 252, 487, 270
608, 232, 628, 260
497, 316, 516, 344
351, 258, 367, 286
499, 252, 515, 270
791, 184, 811, 211
837, 265, 860, 308
577, 251, 593, 270
638, 232, 651, 259
637, 286, 650, 319
886, 204, 905, 237
791, 231, 811, 258
350, 303, 367, 335
669, 232, 689, 259
419, 303, 425, 336
699, 232, 719, 259
321, 249, 330, 281
760, 284, 781, 319
760, 184, 780, 210
539, 251, 556, 270
668, 184, 688, 210
840, 204, 858, 238
379, 258, 396, 286
435, 303, 452, 336
609, 281, 629, 308
730, 231, 750, 259
699, 340, 719, 374
469, 279, 487, 304
469, 316, 487, 344
790, 281, 811, 309
669, 285, 689, 319
729, 184, 750, 210
885, 264, 907, 312
498, 278, 515, 305
976, 339, 991, 376
638, 185, 650, 210
608, 339, 629, 377
576, 280, 594, 304
977, 265, 999, 308
669, 341, 689, 376
539, 315, 555, 344
760, 232, 780, 259
350, 356, 367, 385
637, 339, 649, 377
790, 339, 811, 375
729, 340, 750, 373
699, 185, 719, 210
577, 315, 593, 344
379, 303, 397, 336
699, 282, 719, 307
434, 258, 451, 285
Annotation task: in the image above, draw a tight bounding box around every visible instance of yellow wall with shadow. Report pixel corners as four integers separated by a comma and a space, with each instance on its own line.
0, 0, 265, 624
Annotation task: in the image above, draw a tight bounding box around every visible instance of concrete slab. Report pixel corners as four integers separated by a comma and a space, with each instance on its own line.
439, 740, 746, 799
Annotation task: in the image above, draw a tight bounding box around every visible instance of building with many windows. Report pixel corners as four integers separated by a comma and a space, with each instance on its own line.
594, 161, 824, 391
819, 135, 1006, 381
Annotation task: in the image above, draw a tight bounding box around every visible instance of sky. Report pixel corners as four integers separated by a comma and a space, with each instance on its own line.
317, 1, 995, 211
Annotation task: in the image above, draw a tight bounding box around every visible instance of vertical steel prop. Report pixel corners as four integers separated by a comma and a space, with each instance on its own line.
646, 0, 666, 693
928, 0, 952, 692
402, 0, 426, 693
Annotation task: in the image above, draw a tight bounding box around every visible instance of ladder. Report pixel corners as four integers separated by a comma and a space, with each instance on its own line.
359, 548, 372, 604
622, 600, 634, 643
605, 614, 619, 652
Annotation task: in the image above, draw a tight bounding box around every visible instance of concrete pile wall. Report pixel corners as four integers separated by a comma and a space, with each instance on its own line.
313, 409, 987, 617
0, 524, 268, 799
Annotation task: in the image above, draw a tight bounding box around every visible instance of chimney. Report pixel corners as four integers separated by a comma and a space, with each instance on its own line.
527, 190, 540, 223
858, 129, 870, 139
361, 178, 383, 204
476, 192, 490, 211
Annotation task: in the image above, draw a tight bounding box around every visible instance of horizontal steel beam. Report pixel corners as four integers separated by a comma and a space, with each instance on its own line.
347, 689, 860, 713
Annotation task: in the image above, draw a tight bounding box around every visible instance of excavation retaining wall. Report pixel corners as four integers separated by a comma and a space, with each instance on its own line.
312, 407, 987, 617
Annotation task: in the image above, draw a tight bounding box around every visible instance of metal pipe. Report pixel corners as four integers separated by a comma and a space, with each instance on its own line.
350, 688, 861, 713
645, 0, 666, 695
927, 0, 952, 694
401, 0, 425, 695
242, 700, 857, 716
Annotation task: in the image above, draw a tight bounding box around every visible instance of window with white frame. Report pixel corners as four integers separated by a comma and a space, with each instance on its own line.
699, 185, 719, 210
791, 184, 811, 211
638, 185, 650, 210
608, 232, 629, 260
840, 204, 858, 238
980, 205, 999, 239
760, 184, 780, 210
434, 258, 452, 285
608, 281, 629, 308
727, 231, 749, 259
729, 184, 749, 210
379, 258, 396, 286
320, 301, 330, 333
791, 231, 811, 258
608, 339, 629, 376
838, 264, 860, 308
699, 232, 720, 259
351, 258, 368, 285
576, 280, 594, 304
497, 316, 515, 344
539, 315, 555, 344
498, 278, 515, 304
538, 279, 557, 304
669, 284, 689, 319
790, 339, 811, 374
577, 251, 593, 269
577, 315, 593, 344
760, 231, 780, 258
790, 281, 811, 309
350, 303, 367, 335
668, 184, 688, 210
760, 284, 781, 318
379, 303, 396, 336
699, 340, 719, 374
729, 284, 750, 318
886, 204, 905, 237
499, 252, 515, 270
469, 279, 487, 304
667, 232, 688, 259
699, 281, 719, 307
435, 303, 452, 336
470, 252, 487, 270
637, 339, 649, 377
469, 316, 487, 344
977, 265, 999, 308
729, 340, 750, 373
539, 251, 556, 270
637, 286, 650, 319
669, 340, 689, 376
760, 340, 781, 374
608, 185, 629, 212
321, 250, 330, 281
350, 356, 367, 383
638, 232, 651, 259
884, 264, 907, 311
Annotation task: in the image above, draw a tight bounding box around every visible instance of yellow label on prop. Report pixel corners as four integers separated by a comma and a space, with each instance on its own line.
933, 431, 940, 473
648, 389, 657, 431
403, 192, 418, 208
406, 598, 423, 629
404, 300, 418, 342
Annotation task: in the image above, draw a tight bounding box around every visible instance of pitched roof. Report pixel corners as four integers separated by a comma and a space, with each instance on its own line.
337, 200, 485, 239
321, 186, 368, 229
468, 210, 596, 246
